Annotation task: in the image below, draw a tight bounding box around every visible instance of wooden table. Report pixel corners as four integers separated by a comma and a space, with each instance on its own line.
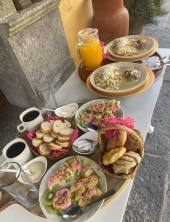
0, 48, 170, 222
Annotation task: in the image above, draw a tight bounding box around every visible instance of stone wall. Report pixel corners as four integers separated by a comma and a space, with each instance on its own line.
0, 0, 76, 108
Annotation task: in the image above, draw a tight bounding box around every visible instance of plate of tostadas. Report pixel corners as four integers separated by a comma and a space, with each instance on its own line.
39, 155, 107, 222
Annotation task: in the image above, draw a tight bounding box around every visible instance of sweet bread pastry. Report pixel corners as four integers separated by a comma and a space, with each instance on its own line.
112, 151, 141, 174
107, 130, 127, 150
102, 147, 126, 165
124, 130, 142, 153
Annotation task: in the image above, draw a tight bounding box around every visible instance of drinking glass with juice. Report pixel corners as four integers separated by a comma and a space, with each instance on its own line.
77, 28, 103, 70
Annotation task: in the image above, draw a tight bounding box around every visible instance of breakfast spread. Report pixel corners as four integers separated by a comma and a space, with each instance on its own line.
31, 119, 75, 156
76, 100, 121, 129
41, 156, 102, 216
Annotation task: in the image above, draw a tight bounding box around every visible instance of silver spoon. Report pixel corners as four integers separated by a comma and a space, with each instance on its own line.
62, 189, 115, 221
86, 123, 99, 131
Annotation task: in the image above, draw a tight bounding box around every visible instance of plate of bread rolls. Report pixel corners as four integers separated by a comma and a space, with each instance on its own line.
27, 116, 79, 160
98, 124, 144, 179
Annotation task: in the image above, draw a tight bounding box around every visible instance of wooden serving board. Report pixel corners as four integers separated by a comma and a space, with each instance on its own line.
0, 129, 128, 218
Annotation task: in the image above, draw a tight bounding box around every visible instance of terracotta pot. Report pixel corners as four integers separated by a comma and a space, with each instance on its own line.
129, 18, 144, 35
92, 0, 129, 44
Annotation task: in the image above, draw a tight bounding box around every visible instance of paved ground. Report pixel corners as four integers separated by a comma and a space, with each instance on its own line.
0, 0, 170, 221
123, 1, 170, 221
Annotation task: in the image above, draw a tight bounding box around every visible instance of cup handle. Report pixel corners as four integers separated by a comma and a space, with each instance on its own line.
17, 123, 26, 133
76, 43, 82, 60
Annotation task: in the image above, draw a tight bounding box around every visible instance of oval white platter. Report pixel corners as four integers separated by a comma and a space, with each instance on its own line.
90, 62, 148, 93
39, 156, 107, 222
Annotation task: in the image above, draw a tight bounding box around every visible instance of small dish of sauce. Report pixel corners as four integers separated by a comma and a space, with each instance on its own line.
55, 103, 78, 118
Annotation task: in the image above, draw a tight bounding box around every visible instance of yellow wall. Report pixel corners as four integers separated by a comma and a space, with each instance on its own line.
59, 0, 93, 67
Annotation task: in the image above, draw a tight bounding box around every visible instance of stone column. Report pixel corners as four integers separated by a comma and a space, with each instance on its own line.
0, 0, 75, 108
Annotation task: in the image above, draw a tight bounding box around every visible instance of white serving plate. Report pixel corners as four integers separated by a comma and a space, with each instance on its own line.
108, 35, 154, 58
90, 62, 148, 93
75, 99, 124, 132
39, 156, 107, 222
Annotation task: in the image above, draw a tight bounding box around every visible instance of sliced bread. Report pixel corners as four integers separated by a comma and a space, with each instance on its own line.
50, 131, 59, 139
43, 133, 54, 143
59, 128, 74, 137
52, 120, 71, 134
40, 121, 52, 133
55, 140, 69, 148
39, 143, 51, 155
36, 130, 45, 139
58, 135, 71, 142
32, 138, 43, 147
48, 142, 62, 150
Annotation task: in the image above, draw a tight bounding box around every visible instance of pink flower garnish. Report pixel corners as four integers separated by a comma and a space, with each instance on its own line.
103, 117, 135, 139
100, 40, 108, 60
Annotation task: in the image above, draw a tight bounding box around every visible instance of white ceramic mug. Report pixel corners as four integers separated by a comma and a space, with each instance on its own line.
17, 107, 44, 133
1, 138, 33, 166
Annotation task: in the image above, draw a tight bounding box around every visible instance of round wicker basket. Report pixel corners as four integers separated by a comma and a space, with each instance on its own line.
98, 124, 144, 179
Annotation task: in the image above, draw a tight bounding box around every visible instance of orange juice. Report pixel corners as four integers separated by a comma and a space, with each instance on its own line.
79, 39, 103, 70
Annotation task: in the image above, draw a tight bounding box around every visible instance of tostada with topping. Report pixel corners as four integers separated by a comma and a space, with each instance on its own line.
39, 156, 107, 222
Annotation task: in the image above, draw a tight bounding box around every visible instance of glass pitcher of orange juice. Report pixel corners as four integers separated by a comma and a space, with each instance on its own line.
77, 28, 103, 70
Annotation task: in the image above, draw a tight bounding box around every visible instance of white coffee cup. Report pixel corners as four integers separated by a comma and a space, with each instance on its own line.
1, 138, 33, 166
17, 107, 44, 133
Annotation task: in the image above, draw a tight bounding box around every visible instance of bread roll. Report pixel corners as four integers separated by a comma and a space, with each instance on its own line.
32, 138, 43, 147
102, 147, 126, 165
39, 143, 51, 155
40, 121, 52, 133
48, 142, 62, 150
43, 133, 54, 143
36, 130, 45, 139
107, 130, 127, 150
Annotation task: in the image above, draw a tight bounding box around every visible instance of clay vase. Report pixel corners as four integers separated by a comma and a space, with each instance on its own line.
92, 0, 129, 44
